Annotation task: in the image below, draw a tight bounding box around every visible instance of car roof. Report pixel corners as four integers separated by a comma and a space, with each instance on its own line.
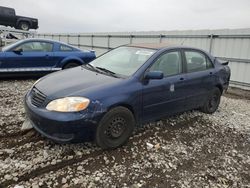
20, 38, 79, 49
22, 38, 63, 44
126, 43, 177, 50
126, 43, 212, 55
0, 6, 14, 10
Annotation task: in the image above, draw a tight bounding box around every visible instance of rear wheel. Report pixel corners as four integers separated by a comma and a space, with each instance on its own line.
200, 88, 221, 114
18, 21, 30, 31
63, 62, 80, 69
96, 107, 135, 149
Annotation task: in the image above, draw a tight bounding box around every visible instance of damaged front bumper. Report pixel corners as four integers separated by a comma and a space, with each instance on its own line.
24, 94, 105, 143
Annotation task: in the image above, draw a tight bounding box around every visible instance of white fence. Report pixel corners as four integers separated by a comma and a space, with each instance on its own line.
29, 29, 250, 90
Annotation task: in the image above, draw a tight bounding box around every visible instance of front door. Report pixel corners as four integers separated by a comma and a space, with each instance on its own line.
2, 41, 55, 72
142, 50, 188, 122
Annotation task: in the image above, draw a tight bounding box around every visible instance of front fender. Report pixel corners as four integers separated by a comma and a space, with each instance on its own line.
16, 18, 32, 26
98, 93, 141, 124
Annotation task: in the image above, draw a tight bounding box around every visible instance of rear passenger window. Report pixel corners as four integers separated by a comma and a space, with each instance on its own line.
60, 45, 73, 51
184, 51, 213, 73
150, 51, 182, 77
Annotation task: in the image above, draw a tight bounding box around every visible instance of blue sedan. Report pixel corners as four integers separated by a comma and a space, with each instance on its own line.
0, 38, 96, 77
24, 43, 231, 149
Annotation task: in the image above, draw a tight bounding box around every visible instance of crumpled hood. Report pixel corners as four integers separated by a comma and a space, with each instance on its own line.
35, 66, 121, 99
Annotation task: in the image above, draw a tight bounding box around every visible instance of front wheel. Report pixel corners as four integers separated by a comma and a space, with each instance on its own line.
18, 22, 30, 31
96, 107, 135, 149
200, 88, 221, 114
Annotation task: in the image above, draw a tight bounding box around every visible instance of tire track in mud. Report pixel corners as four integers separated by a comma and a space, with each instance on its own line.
0, 129, 43, 149
0, 149, 103, 187
0, 129, 31, 139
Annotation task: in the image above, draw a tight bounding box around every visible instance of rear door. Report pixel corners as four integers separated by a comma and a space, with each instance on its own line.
3, 41, 56, 72
182, 49, 216, 109
142, 50, 188, 122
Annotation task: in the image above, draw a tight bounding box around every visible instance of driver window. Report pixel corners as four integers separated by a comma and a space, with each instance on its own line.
14, 42, 53, 52
150, 51, 182, 77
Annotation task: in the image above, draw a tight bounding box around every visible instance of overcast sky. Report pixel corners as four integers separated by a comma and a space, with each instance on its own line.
1, 0, 250, 33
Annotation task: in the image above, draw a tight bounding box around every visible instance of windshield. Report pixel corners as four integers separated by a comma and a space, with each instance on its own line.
90, 47, 156, 77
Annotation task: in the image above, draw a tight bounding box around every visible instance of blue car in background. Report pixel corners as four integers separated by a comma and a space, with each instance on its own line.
24, 43, 231, 149
0, 38, 96, 77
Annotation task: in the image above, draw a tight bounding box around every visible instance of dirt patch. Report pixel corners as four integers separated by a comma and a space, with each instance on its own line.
225, 86, 250, 100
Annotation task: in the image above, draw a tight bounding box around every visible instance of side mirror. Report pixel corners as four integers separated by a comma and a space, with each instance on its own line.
144, 71, 164, 80
13, 48, 23, 54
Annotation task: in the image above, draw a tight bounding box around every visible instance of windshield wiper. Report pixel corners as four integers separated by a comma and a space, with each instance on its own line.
87, 64, 96, 69
82, 64, 100, 72
82, 64, 120, 78
82, 63, 95, 69
95, 67, 119, 77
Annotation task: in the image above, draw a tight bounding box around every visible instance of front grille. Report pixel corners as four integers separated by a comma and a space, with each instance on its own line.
31, 87, 47, 107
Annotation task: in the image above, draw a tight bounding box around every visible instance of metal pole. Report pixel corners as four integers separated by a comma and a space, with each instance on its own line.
159, 34, 163, 43
78, 35, 80, 48
209, 34, 214, 53
130, 35, 133, 44
91, 35, 94, 49
107, 35, 110, 49
4, 31, 7, 46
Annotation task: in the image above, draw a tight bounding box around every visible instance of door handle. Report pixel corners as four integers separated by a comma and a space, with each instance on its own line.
209, 72, 213, 75
180, 77, 185, 81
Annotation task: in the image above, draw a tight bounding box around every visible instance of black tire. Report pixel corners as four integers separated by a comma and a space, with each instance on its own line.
96, 107, 135, 149
18, 21, 30, 31
200, 88, 221, 114
63, 62, 80, 69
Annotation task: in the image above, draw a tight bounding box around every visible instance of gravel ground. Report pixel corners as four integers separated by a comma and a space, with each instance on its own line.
0, 79, 250, 188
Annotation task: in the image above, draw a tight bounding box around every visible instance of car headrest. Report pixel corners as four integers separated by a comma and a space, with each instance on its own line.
166, 53, 178, 65
191, 57, 204, 64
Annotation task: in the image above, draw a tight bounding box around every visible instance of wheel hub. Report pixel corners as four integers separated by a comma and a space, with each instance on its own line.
209, 94, 219, 109
22, 25, 28, 30
105, 117, 126, 138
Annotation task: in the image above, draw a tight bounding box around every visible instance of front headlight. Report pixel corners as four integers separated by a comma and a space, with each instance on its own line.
46, 97, 90, 112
